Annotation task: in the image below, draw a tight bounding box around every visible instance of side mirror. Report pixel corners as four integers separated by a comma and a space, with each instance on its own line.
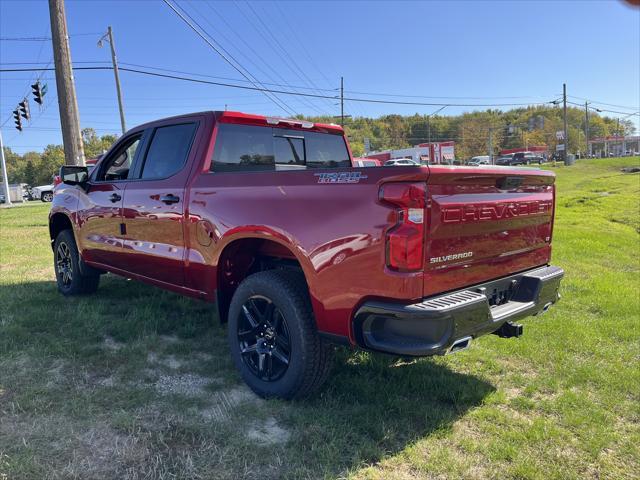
60, 165, 88, 186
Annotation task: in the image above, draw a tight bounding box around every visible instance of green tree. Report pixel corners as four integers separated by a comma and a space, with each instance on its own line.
82, 128, 118, 158
37, 145, 65, 185
2, 146, 24, 183
23, 160, 37, 186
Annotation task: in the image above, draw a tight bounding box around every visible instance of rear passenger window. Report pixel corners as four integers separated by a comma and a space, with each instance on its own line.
140, 123, 197, 179
304, 131, 350, 168
211, 123, 351, 172
212, 124, 274, 172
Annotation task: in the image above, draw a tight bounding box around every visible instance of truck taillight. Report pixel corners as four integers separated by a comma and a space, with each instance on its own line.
379, 182, 426, 272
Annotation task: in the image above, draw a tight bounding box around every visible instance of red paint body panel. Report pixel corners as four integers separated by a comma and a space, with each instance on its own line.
50, 111, 558, 346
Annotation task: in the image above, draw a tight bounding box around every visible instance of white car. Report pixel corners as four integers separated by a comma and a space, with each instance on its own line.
384, 158, 419, 166
468, 155, 491, 166
32, 184, 55, 202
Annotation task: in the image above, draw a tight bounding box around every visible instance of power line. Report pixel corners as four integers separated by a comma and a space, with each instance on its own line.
567, 95, 638, 112
188, 1, 326, 116
0, 65, 562, 108
229, 1, 324, 115
0, 61, 110, 65
0, 32, 106, 41
161, 0, 296, 116
202, 1, 330, 116
567, 101, 640, 117
1, 62, 594, 104
269, 5, 355, 116
241, 1, 335, 114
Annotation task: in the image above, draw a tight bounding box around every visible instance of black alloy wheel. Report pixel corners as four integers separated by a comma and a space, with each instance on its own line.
227, 270, 333, 399
53, 229, 100, 295
56, 241, 73, 288
237, 295, 291, 382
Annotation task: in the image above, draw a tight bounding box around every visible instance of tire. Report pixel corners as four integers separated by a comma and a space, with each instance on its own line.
227, 270, 333, 400
41, 192, 53, 202
54, 229, 100, 295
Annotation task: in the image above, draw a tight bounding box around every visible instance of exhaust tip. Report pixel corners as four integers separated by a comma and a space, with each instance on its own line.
447, 336, 472, 354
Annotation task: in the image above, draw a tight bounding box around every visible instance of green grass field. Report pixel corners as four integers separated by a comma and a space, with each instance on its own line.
1, 158, 639, 480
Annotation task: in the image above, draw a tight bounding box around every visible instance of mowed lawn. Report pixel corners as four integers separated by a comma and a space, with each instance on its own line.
0, 158, 638, 480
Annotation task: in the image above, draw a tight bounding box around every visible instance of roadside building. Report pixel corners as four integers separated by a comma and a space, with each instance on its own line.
365, 141, 456, 165
588, 136, 640, 157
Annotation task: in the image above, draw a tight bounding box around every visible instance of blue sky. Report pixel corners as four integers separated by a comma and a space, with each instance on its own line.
1, 0, 639, 154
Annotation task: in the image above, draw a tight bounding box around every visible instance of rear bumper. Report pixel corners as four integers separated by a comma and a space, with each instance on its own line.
354, 265, 563, 356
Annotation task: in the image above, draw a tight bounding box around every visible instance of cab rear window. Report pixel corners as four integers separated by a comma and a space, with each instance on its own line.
211, 123, 350, 172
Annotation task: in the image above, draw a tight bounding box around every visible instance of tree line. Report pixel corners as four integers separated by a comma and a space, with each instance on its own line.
317, 105, 635, 158
3, 129, 117, 186
2, 106, 635, 185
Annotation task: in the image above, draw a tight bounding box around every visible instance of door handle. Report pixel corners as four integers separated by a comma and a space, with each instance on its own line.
160, 194, 180, 205
109, 193, 122, 203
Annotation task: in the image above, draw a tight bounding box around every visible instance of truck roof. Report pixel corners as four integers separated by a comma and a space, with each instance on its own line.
130, 110, 344, 135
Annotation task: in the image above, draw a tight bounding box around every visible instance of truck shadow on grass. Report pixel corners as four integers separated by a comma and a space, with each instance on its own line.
0, 276, 495, 479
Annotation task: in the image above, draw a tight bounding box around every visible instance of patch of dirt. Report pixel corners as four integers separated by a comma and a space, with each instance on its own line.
193, 352, 214, 362
45, 359, 68, 388
154, 373, 215, 397
147, 352, 186, 370
60, 423, 147, 479
497, 405, 534, 425
503, 387, 523, 401
96, 376, 115, 387
159, 334, 181, 344
0, 415, 147, 478
103, 335, 124, 351
246, 417, 290, 445
621, 167, 640, 173
199, 385, 262, 422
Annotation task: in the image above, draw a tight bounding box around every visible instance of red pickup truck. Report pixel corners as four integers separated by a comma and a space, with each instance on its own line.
50, 111, 563, 399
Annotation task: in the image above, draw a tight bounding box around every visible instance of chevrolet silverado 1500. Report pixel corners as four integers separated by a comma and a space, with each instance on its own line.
50, 111, 563, 399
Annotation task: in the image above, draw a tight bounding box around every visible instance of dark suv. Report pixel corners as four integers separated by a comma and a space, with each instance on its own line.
512, 152, 544, 165
497, 152, 544, 166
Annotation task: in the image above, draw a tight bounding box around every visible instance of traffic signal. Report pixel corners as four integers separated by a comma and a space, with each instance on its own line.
18, 98, 30, 120
31, 81, 47, 105
13, 109, 22, 131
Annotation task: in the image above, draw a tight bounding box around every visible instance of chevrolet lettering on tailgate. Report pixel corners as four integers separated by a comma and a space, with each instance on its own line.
441, 200, 552, 223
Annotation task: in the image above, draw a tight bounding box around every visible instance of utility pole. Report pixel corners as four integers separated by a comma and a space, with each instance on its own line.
99, 26, 126, 134
563, 83, 568, 165
0, 131, 12, 206
427, 105, 447, 152
489, 129, 494, 163
340, 76, 344, 127
49, 0, 85, 166
584, 101, 590, 157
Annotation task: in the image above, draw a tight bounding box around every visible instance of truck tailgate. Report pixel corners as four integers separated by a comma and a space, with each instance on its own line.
424, 166, 555, 297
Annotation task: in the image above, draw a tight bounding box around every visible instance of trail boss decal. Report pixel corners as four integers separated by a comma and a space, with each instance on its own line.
430, 251, 474, 264
314, 172, 368, 184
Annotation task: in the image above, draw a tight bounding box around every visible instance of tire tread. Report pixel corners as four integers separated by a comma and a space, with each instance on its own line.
228, 269, 333, 399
